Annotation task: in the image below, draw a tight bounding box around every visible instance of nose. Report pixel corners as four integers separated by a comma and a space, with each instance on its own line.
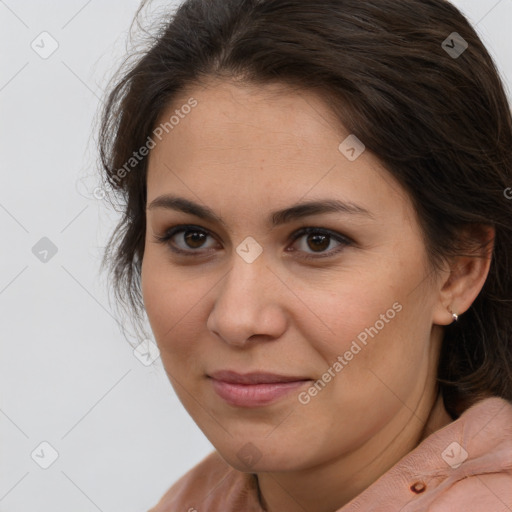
206, 253, 288, 348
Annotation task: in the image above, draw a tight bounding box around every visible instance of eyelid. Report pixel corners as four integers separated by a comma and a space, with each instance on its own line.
287, 226, 352, 259
152, 224, 221, 255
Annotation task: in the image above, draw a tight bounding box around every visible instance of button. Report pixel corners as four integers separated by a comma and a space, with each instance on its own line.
410, 481, 426, 493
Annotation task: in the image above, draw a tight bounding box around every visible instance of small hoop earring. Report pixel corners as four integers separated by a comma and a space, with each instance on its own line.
448, 307, 458, 323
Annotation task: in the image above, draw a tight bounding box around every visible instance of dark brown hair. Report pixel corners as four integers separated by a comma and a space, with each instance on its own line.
98, 0, 512, 419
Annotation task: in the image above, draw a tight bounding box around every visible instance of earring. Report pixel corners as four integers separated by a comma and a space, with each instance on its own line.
448, 308, 458, 322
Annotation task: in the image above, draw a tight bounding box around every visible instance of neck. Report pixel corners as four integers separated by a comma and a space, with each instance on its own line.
255, 389, 453, 512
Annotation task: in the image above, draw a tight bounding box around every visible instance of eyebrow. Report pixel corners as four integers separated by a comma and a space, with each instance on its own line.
147, 194, 373, 227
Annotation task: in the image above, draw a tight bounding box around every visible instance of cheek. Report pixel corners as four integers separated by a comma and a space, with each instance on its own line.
297, 292, 426, 433
140, 251, 211, 362
141, 249, 178, 331
302, 260, 429, 386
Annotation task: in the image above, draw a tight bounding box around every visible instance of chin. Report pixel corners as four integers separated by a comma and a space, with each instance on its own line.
215, 440, 308, 473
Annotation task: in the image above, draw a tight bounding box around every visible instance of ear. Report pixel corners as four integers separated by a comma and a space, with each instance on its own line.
432, 225, 495, 326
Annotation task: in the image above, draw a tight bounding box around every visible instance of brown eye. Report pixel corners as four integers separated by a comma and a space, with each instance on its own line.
306, 233, 330, 252
183, 230, 208, 249
289, 227, 352, 259
154, 225, 219, 255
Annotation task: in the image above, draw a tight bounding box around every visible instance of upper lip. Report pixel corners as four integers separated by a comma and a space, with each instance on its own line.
209, 370, 310, 384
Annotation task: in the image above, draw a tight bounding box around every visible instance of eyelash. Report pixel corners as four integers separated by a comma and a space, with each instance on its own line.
152, 224, 353, 260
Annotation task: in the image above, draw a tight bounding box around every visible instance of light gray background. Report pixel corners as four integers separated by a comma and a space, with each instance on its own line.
1, 1, 511, 511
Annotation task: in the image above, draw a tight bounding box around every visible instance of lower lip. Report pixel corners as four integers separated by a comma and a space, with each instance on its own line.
210, 378, 311, 407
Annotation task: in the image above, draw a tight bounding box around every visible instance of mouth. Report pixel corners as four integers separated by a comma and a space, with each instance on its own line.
208, 370, 312, 407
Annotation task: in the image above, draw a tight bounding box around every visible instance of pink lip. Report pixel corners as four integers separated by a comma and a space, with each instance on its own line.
208, 370, 312, 407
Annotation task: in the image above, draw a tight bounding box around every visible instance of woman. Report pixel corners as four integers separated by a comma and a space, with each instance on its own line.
98, 0, 512, 510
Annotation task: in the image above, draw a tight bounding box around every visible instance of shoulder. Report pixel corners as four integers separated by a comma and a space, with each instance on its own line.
148, 450, 263, 512
340, 396, 512, 512
426, 471, 512, 512
424, 396, 512, 511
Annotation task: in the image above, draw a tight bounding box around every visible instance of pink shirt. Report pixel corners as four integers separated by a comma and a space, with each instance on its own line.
148, 396, 512, 511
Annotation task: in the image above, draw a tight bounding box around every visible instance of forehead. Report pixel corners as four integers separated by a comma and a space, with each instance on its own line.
146, 79, 412, 224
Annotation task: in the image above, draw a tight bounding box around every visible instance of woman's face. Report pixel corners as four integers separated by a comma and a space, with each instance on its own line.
141, 79, 447, 473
